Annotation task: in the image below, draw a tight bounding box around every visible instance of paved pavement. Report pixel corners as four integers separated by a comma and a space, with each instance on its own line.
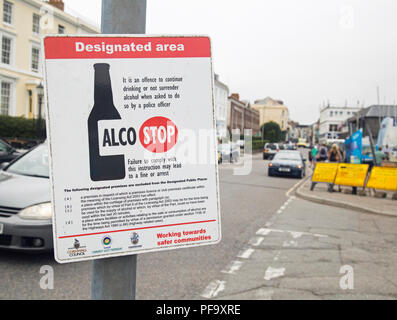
297, 178, 397, 217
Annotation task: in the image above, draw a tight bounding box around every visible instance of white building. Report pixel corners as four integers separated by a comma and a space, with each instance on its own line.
213, 74, 229, 138
318, 105, 360, 143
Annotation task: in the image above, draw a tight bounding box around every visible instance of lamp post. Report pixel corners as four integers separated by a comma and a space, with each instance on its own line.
36, 83, 44, 139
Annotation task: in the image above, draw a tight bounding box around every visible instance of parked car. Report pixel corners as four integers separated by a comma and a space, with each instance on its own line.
268, 150, 306, 179
0, 138, 22, 164
218, 142, 240, 163
286, 143, 297, 150
0, 143, 52, 252
278, 144, 284, 150
263, 143, 279, 160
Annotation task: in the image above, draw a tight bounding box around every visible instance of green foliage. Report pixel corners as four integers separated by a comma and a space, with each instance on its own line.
252, 139, 269, 150
260, 121, 281, 142
0, 115, 46, 139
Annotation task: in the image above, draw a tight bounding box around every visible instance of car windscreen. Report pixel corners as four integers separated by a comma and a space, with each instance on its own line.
265, 144, 277, 150
0, 139, 13, 153
273, 152, 301, 161
5, 144, 49, 178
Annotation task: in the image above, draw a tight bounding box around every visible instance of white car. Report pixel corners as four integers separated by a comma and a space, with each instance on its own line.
263, 143, 279, 160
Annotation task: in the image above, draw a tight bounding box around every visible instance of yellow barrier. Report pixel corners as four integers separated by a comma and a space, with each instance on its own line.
312, 162, 339, 183
334, 163, 369, 187
367, 167, 397, 191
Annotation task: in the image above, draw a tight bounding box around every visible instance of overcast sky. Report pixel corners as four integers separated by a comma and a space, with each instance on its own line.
63, 0, 397, 124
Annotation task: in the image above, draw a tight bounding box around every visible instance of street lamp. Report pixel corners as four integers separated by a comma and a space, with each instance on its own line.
36, 83, 44, 139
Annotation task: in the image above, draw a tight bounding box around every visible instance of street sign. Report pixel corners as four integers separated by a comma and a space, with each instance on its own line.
334, 163, 369, 187
43, 35, 221, 263
366, 167, 397, 191
312, 162, 339, 183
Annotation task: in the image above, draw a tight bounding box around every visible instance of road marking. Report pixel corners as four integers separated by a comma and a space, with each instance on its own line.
237, 248, 255, 259
264, 266, 286, 280
257, 227, 328, 238
256, 228, 272, 236
249, 236, 264, 246
221, 260, 243, 274
201, 280, 226, 299
282, 240, 298, 247
286, 175, 311, 197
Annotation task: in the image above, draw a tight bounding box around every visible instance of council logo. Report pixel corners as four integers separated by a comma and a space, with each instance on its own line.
102, 235, 112, 248
66, 238, 86, 257
130, 232, 139, 245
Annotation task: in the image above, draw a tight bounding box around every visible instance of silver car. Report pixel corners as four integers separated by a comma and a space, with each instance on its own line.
0, 144, 52, 252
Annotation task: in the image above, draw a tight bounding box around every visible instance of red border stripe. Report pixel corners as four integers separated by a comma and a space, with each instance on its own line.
58, 219, 216, 239
44, 36, 211, 59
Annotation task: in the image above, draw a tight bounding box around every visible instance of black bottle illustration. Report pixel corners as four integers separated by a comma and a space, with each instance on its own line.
88, 63, 125, 181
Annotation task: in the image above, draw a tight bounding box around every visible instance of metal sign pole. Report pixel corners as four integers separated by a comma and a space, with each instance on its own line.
91, 0, 147, 300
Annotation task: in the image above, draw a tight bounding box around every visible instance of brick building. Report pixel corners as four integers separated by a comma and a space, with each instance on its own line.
227, 93, 260, 137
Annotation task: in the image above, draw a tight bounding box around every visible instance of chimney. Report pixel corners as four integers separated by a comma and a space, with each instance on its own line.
231, 93, 239, 101
47, 0, 64, 11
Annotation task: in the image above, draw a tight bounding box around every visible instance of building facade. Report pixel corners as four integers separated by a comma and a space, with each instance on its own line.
318, 104, 360, 143
252, 97, 289, 132
345, 105, 397, 141
213, 74, 229, 139
287, 121, 312, 143
227, 93, 260, 137
0, 0, 98, 119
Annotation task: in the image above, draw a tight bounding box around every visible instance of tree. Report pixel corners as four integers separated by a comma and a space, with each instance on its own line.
261, 121, 281, 142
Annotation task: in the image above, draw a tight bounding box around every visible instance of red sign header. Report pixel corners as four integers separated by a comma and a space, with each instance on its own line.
44, 36, 211, 59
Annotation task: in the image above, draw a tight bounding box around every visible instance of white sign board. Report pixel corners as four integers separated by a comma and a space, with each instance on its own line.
43, 35, 221, 263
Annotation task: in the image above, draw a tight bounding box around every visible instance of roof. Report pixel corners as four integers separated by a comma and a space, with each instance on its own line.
357, 105, 397, 118
254, 97, 284, 107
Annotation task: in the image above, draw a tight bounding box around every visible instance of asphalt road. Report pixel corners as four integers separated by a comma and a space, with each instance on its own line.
0, 150, 308, 299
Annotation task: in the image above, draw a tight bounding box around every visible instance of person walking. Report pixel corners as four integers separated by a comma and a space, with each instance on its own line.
327, 144, 342, 192
374, 147, 386, 166
309, 145, 318, 168
317, 144, 328, 162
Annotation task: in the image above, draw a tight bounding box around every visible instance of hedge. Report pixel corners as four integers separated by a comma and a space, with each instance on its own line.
252, 139, 268, 150
0, 115, 46, 139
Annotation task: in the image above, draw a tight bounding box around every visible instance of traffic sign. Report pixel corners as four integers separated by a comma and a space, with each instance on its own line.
43, 35, 221, 263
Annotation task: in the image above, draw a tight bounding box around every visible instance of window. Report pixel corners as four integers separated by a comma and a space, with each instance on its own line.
3, 0, 13, 25
32, 13, 40, 34
330, 111, 333, 117
58, 24, 65, 34
31, 46, 40, 72
0, 81, 11, 115
329, 124, 338, 132
1, 35, 12, 64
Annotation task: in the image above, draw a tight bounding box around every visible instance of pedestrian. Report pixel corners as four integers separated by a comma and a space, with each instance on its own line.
383, 144, 391, 160
310, 145, 318, 168
327, 144, 342, 192
374, 147, 386, 166
317, 144, 328, 162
